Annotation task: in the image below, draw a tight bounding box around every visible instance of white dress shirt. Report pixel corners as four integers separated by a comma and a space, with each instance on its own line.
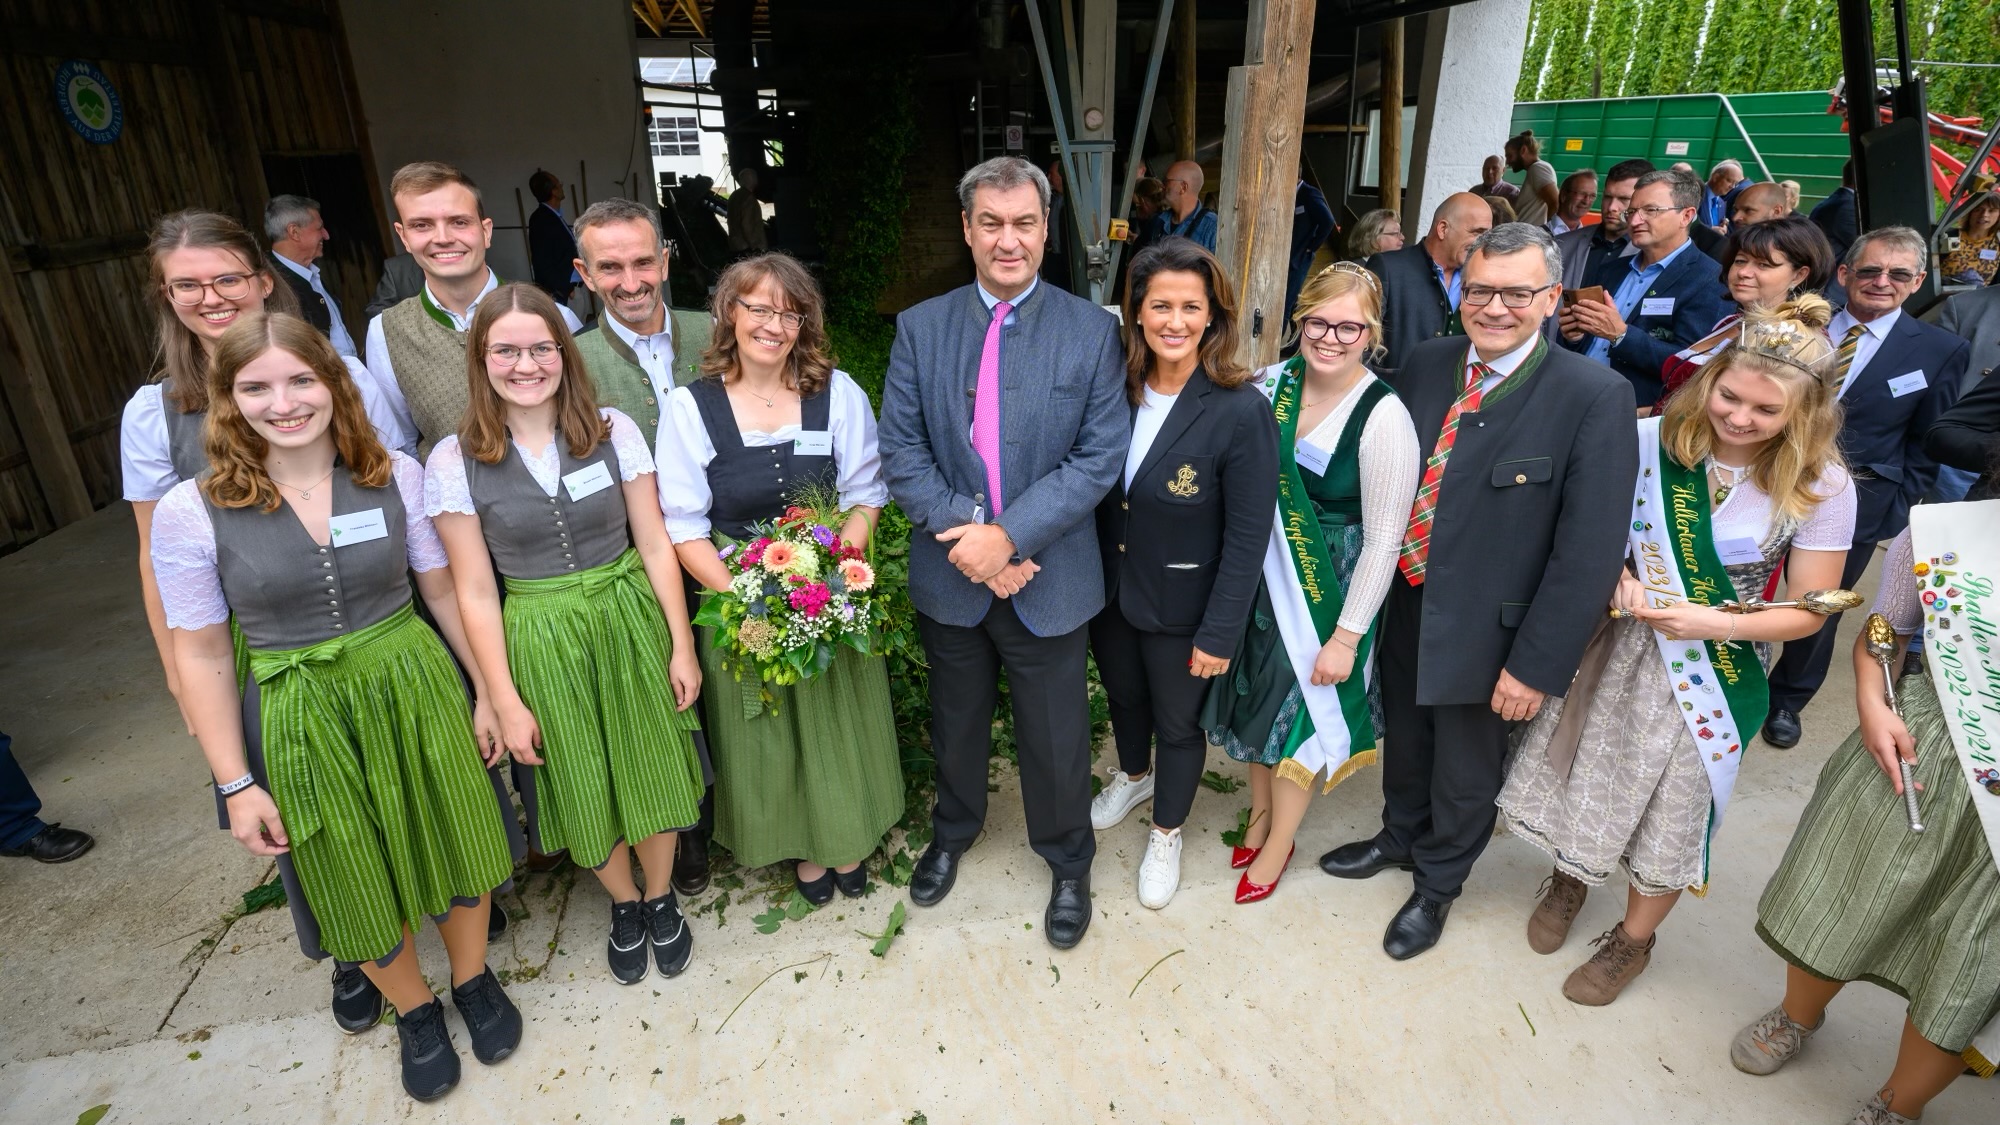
273, 252, 357, 358
1467, 332, 1542, 392
606, 313, 676, 445
1829, 307, 1900, 400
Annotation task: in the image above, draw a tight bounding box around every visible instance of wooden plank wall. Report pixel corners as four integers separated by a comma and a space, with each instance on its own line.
0, 0, 383, 554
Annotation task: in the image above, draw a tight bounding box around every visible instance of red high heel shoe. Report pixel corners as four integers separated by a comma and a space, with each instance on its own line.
1234, 845, 1295, 904
1230, 845, 1260, 869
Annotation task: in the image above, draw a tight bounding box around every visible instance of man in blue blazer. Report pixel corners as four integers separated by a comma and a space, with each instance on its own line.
1763, 227, 1969, 747
1560, 168, 1727, 406
879, 156, 1129, 950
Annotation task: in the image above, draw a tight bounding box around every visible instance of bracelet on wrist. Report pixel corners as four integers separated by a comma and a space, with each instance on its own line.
217, 773, 256, 797
1330, 635, 1358, 652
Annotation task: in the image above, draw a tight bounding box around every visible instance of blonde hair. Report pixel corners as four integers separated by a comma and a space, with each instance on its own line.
459, 283, 608, 464
1287, 262, 1385, 362
1658, 295, 1844, 524
201, 313, 390, 512
390, 160, 485, 217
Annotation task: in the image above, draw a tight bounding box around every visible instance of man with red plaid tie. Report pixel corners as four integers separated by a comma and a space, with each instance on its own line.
1320, 223, 1637, 960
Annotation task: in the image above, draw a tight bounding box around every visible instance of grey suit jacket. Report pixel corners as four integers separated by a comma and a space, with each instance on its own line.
879, 282, 1129, 636
1936, 284, 2000, 393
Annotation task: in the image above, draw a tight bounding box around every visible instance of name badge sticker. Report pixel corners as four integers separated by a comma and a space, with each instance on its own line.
1293, 439, 1331, 476
563, 460, 616, 501
1640, 297, 1676, 317
1888, 370, 1928, 398
1982, 249, 1998, 261
793, 430, 833, 456
1713, 534, 1765, 566
328, 507, 389, 547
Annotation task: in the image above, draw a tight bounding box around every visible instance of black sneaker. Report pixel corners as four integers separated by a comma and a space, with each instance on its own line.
330, 963, 383, 1034
449, 967, 522, 1065
607, 900, 649, 985
642, 892, 693, 978
394, 998, 461, 1101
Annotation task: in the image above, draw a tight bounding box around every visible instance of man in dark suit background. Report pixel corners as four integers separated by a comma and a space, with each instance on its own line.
1285, 177, 1337, 319
879, 156, 1129, 950
1321, 223, 1636, 960
1810, 161, 1860, 266
1365, 192, 1492, 378
1547, 159, 1654, 342
1561, 168, 1727, 405
265, 194, 357, 358
527, 168, 579, 304
1762, 226, 1968, 747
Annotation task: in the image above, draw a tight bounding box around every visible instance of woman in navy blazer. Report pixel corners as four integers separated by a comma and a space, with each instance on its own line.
1087, 238, 1279, 908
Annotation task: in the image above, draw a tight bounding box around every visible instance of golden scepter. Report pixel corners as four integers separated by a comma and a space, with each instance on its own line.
1863, 612, 1925, 834
1609, 588, 1863, 619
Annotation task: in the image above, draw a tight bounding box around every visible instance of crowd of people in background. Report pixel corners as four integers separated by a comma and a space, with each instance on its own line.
78, 139, 1998, 1122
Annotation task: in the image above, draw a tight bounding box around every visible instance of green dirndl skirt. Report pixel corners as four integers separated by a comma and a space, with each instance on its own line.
503, 548, 704, 869
1755, 671, 2000, 1053
251, 603, 515, 964
697, 622, 903, 870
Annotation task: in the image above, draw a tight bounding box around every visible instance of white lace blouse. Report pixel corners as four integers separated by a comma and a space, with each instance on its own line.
1871, 529, 1921, 635
654, 370, 891, 544
149, 451, 448, 632
1708, 461, 1858, 553
423, 408, 654, 517
120, 357, 408, 502
1264, 366, 1422, 635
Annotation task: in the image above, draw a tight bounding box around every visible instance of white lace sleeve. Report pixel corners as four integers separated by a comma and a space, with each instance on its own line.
150, 481, 230, 630
422, 435, 475, 518
1340, 388, 1422, 634
1791, 463, 1859, 552
830, 371, 892, 511
656, 387, 717, 543
392, 452, 450, 571
121, 384, 181, 502
603, 407, 657, 478
1871, 529, 1921, 635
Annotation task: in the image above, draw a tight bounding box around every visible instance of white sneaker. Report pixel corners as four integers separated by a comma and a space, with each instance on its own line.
1090, 768, 1155, 830
1137, 827, 1182, 909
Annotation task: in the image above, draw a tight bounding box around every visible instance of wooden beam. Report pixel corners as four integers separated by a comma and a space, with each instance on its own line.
633, 1, 664, 36
674, 0, 708, 37
191, 1, 272, 230
0, 261, 93, 526
1175, 0, 1195, 161
1214, 0, 1316, 369
1379, 17, 1404, 219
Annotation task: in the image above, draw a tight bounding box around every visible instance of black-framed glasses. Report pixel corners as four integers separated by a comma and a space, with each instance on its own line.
735, 299, 805, 330
1300, 317, 1367, 344
487, 342, 562, 365
1850, 266, 1922, 284
1462, 284, 1555, 309
165, 275, 253, 306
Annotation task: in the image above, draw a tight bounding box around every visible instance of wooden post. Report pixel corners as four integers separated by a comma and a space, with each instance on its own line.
0, 261, 93, 526
1379, 18, 1404, 221
1215, 0, 1316, 369
1175, 0, 1196, 161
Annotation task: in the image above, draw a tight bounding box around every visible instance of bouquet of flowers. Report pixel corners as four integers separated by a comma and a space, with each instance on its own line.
693, 494, 880, 688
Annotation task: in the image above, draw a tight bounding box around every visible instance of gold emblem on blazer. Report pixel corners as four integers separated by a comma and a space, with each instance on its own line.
1167, 463, 1200, 498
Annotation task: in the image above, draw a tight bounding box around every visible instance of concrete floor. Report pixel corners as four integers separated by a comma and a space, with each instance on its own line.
0, 508, 1994, 1125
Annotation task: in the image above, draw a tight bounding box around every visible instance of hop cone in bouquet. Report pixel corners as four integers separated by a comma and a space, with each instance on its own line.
692, 485, 881, 687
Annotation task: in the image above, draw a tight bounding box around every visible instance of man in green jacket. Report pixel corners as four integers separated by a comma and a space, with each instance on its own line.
571, 197, 712, 449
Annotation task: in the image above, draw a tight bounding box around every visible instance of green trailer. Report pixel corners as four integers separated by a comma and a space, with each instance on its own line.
1509, 91, 1851, 210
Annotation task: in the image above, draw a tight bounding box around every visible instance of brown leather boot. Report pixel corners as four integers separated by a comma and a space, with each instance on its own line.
1561, 923, 1654, 1006
1527, 869, 1588, 955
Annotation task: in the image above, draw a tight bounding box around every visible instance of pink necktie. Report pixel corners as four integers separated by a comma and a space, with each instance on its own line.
973, 300, 1012, 515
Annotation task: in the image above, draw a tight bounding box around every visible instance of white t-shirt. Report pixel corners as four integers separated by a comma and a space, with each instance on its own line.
1513, 160, 1558, 226
1123, 386, 1179, 490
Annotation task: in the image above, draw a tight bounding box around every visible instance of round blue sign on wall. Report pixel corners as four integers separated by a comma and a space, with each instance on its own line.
55, 60, 123, 145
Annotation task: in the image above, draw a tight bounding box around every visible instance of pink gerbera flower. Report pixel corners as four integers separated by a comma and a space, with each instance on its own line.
839, 559, 875, 592
762, 542, 796, 572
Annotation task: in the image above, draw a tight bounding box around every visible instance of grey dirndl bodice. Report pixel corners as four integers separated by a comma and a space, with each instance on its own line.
161, 401, 209, 483
688, 377, 835, 540
464, 430, 631, 579
204, 468, 413, 649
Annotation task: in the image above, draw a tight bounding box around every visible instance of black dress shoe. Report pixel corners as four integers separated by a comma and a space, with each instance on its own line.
1045, 874, 1091, 950
1, 823, 93, 863
834, 865, 869, 898
1383, 892, 1452, 960
1763, 708, 1802, 749
1319, 836, 1415, 880
672, 832, 711, 897
796, 864, 836, 906
908, 844, 960, 907
330, 963, 384, 1034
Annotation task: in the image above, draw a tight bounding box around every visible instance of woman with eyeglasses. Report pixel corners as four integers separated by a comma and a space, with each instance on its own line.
1653, 216, 1836, 412
1498, 298, 1853, 1008
1084, 238, 1277, 910
119, 210, 409, 1036
1200, 262, 1419, 903
425, 283, 706, 986
654, 252, 903, 905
